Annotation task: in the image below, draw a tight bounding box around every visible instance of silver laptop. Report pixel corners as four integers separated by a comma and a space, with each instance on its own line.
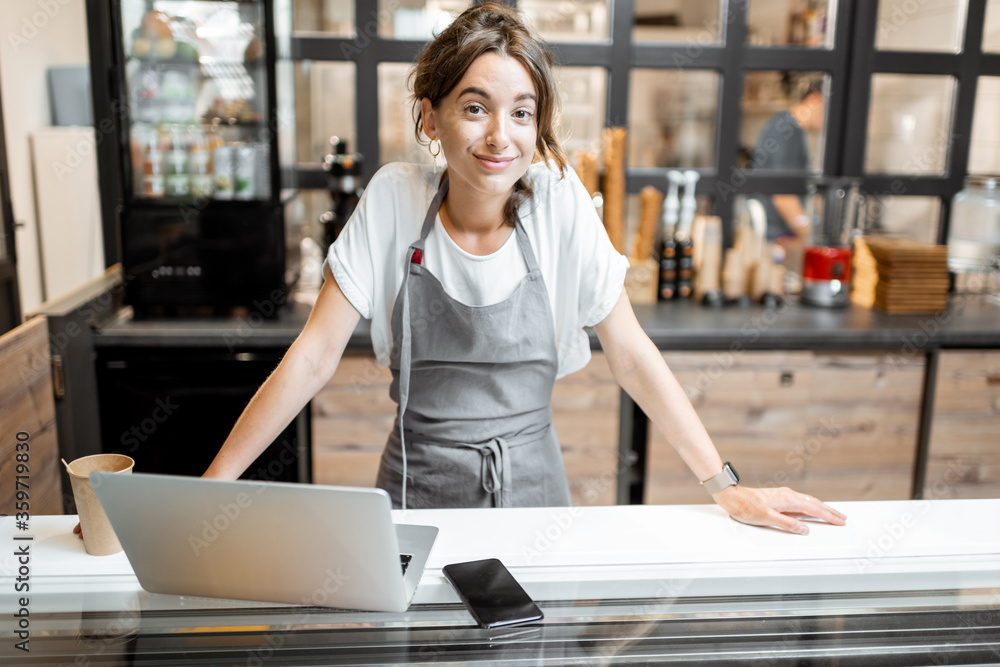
90, 472, 437, 612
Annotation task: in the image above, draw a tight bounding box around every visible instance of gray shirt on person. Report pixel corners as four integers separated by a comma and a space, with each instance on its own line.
748, 111, 810, 241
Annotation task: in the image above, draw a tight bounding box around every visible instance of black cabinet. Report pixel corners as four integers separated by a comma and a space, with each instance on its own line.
96, 347, 310, 483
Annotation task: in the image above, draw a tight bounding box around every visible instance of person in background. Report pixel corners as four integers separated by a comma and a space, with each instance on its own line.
748, 76, 826, 245
199, 3, 846, 535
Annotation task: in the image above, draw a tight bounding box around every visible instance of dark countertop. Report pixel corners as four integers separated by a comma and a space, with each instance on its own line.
93, 293, 1000, 352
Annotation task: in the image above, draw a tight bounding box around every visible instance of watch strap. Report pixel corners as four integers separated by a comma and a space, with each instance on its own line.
701, 462, 739, 495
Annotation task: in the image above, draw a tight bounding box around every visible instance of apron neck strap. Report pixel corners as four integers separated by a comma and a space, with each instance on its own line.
417, 177, 542, 275
512, 214, 540, 274
416, 177, 449, 246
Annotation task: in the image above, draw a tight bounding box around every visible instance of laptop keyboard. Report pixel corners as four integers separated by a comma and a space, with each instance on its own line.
400, 554, 412, 575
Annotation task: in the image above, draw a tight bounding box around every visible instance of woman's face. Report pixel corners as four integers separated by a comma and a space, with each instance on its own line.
421, 52, 538, 202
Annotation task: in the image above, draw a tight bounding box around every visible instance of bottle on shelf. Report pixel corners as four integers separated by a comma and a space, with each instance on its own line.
164, 127, 190, 197
658, 224, 678, 300
213, 142, 235, 200
675, 231, 694, 299
142, 135, 165, 198
234, 143, 258, 200
189, 128, 213, 199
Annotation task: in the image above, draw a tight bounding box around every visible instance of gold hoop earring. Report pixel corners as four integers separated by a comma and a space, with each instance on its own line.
428, 139, 441, 170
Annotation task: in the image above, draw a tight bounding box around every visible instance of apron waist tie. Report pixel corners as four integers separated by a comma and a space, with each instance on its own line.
459, 437, 511, 508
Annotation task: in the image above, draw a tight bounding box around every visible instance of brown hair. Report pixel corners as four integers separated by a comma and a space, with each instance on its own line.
410, 2, 568, 226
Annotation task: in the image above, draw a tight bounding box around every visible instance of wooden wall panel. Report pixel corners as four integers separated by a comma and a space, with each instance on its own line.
646, 351, 923, 505
0, 317, 63, 516
925, 351, 1000, 499
311, 351, 621, 506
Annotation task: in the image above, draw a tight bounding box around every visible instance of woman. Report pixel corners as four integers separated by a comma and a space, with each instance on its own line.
204, 3, 846, 534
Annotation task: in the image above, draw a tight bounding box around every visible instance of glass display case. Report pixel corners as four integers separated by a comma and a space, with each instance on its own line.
95, 0, 285, 315
120, 0, 275, 203
16, 587, 1000, 665
4, 501, 1000, 666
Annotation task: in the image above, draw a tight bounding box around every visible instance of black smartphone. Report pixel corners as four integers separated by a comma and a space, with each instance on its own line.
442, 558, 543, 629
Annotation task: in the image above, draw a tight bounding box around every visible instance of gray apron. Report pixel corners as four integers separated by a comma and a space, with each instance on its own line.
375, 177, 572, 510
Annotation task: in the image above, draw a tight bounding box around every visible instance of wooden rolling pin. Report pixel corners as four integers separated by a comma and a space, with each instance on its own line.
602, 127, 627, 254
573, 150, 600, 197
631, 185, 664, 261
694, 216, 722, 302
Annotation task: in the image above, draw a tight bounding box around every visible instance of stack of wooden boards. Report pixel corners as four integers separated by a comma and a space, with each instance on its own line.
852, 236, 949, 314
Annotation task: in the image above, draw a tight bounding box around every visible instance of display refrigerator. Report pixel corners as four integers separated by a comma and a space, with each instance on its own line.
90, 0, 284, 316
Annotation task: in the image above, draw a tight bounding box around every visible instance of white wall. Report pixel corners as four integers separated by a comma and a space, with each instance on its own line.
0, 0, 91, 316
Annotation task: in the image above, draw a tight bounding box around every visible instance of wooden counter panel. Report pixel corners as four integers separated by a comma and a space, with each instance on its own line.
552, 352, 620, 506
0, 317, 63, 516
925, 350, 1000, 499
312, 352, 621, 506
646, 351, 923, 505
312, 354, 394, 488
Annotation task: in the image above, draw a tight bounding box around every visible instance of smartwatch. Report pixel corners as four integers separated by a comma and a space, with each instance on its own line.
701, 461, 740, 495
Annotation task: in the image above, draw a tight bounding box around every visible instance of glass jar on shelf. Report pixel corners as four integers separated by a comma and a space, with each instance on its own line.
949, 176, 1000, 295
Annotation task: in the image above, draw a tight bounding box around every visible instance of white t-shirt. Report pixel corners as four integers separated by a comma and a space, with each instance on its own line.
327, 161, 629, 379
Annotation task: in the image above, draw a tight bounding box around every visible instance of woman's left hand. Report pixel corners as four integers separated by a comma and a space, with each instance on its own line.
711, 485, 847, 535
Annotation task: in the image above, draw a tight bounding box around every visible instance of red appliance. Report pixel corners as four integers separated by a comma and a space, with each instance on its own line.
800, 178, 864, 307
802, 245, 852, 306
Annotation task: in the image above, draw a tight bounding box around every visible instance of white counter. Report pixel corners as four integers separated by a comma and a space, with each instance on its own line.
2, 499, 998, 614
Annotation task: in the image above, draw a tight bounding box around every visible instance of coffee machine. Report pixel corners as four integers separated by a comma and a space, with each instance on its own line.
801, 178, 864, 307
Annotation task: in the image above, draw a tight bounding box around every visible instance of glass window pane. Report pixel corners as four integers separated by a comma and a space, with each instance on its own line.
292, 0, 354, 35
865, 74, 956, 176
378, 62, 428, 166
633, 0, 722, 44
985, 0, 1000, 52
875, 0, 967, 53
627, 70, 719, 169
294, 61, 356, 166
520, 0, 609, 42
865, 196, 941, 244
747, 0, 834, 47
741, 71, 828, 174
378, 0, 472, 39
554, 66, 607, 156
969, 77, 1000, 175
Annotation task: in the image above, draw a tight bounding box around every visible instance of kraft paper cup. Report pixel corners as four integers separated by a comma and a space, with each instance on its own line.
65, 454, 134, 556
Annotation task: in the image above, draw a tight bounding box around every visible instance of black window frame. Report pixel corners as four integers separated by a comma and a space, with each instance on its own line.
287, 0, 1000, 248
